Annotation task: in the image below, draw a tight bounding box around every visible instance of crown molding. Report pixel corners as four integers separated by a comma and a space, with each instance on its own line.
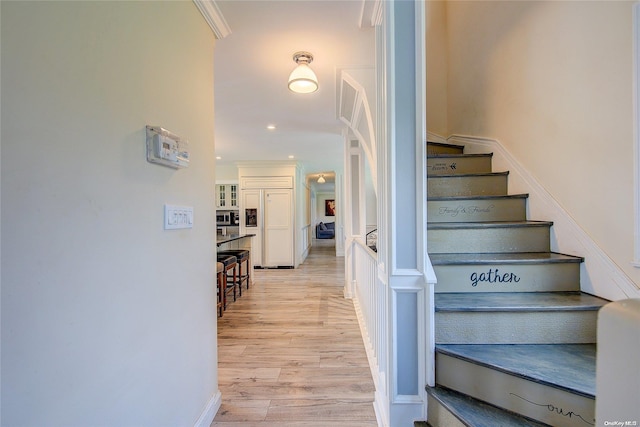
193, 0, 231, 39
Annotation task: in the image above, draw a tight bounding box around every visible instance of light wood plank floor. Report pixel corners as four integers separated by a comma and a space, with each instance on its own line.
212, 242, 378, 427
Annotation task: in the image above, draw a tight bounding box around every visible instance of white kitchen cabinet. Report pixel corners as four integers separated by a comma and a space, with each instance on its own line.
216, 183, 238, 208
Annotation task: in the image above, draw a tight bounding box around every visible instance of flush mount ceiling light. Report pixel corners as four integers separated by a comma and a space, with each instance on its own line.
288, 51, 318, 94
317, 174, 326, 184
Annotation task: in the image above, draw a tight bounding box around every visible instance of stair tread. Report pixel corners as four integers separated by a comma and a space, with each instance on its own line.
428, 220, 552, 229
427, 141, 464, 149
428, 171, 509, 178
426, 385, 548, 427
436, 344, 596, 398
428, 153, 493, 159
435, 291, 609, 312
428, 193, 529, 201
430, 252, 584, 265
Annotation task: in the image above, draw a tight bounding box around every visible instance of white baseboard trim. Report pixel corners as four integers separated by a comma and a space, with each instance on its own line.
351, 295, 387, 427
193, 390, 222, 427
426, 131, 447, 144
447, 134, 640, 301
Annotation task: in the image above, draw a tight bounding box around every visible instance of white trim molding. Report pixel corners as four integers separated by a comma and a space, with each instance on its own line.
193, 391, 222, 427
633, 1, 640, 267
448, 134, 640, 300
193, 0, 231, 39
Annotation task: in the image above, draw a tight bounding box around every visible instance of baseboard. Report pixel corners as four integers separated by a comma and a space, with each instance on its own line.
447, 134, 640, 301
427, 131, 447, 144
193, 390, 222, 427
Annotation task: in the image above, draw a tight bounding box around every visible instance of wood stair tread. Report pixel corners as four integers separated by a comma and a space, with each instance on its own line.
426, 385, 548, 427
436, 344, 596, 398
428, 220, 552, 230
435, 292, 609, 312
429, 252, 584, 265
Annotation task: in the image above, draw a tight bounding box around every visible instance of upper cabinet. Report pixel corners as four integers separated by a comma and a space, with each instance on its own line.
216, 183, 238, 208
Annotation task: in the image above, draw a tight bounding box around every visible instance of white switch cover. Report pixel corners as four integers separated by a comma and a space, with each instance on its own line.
164, 205, 193, 230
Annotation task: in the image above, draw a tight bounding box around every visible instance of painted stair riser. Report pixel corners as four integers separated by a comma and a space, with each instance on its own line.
435, 311, 598, 344
432, 263, 581, 293
428, 143, 464, 155
426, 396, 466, 427
436, 354, 595, 427
427, 156, 492, 175
428, 175, 508, 197
428, 226, 551, 254
428, 197, 527, 223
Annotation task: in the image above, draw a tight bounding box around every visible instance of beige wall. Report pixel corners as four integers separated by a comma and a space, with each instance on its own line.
1, 2, 218, 425
428, 1, 639, 289
426, 0, 448, 135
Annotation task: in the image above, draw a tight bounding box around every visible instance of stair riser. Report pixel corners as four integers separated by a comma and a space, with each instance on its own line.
435, 311, 598, 344
436, 354, 595, 427
427, 156, 492, 175
426, 395, 466, 427
428, 175, 508, 197
428, 226, 550, 254
428, 144, 464, 155
428, 198, 527, 223
433, 263, 581, 293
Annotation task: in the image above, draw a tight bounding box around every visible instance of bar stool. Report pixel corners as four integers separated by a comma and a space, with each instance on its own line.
216, 253, 237, 308
218, 249, 250, 294
216, 261, 224, 317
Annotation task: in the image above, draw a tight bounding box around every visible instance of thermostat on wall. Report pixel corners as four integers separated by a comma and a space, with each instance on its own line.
146, 125, 189, 169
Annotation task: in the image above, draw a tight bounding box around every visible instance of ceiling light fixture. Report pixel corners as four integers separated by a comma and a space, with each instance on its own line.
317, 174, 326, 184
288, 51, 318, 94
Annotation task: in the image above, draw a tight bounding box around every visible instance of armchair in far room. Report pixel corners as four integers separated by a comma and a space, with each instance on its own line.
316, 221, 335, 239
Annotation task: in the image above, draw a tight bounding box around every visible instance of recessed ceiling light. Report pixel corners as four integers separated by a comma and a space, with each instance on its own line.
216, 156, 222, 160
288, 155, 294, 159
267, 124, 276, 130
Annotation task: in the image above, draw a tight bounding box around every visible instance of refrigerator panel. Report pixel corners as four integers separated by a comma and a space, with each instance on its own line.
264, 189, 294, 267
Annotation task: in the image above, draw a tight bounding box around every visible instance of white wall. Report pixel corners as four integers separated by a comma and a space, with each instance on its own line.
316, 192, 337, 228
1, 2, 219, 426
215, 164, 239, 182
437, 1, 640, 291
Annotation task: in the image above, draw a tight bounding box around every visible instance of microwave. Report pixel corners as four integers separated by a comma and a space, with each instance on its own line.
216, 211, 238, 225
216, 212, 231, 225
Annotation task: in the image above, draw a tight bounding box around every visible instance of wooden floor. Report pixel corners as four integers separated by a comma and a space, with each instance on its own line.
211, 241, 378, 427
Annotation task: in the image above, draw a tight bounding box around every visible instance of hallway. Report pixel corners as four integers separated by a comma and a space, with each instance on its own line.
211, 243, 378, 426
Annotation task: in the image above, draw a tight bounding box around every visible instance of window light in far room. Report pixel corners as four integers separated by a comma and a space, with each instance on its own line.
288, 51, 318, 94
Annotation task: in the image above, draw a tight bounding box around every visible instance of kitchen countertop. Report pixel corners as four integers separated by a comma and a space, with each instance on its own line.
216, 233, 255, 247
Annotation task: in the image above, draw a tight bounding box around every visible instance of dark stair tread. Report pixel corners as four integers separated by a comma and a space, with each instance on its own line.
436, 344, 596, 398
429, 252, 584, 265
435, 291, 609, 312
426, 385, 549, 427
428, 220, 553, 230
427, 141, 464, 150
428, 171, 509, 178
428, 193, 529, 202
428, 152, 493, 159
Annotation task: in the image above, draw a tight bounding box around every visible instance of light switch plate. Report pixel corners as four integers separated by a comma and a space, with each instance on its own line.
164, 205, 193, 230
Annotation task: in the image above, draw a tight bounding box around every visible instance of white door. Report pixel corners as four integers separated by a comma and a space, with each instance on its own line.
264, 189, 293, 267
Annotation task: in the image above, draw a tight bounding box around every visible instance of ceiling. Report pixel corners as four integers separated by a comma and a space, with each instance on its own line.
213, 0, 375, 186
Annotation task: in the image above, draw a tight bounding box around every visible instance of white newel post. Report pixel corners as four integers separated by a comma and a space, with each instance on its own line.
382, 0, 428, 425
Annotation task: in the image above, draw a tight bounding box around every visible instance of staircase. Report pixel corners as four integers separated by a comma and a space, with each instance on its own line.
421, 142, 608, 427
